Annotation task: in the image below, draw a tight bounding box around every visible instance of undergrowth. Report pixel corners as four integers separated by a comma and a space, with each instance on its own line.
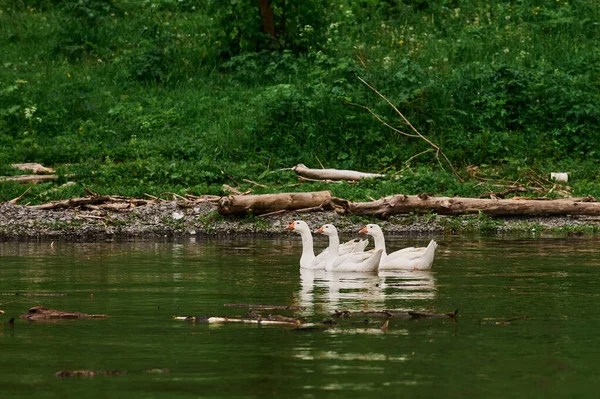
1, 0, 599, 204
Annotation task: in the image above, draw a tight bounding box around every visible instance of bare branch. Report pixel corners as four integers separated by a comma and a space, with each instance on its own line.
356, 77, 462, 181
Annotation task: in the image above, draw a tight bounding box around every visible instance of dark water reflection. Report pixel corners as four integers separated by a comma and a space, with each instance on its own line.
2, 235, 600, 398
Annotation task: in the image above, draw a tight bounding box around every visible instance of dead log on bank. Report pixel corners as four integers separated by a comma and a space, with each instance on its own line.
218, 191, 333, 216
333, 194, 600, 217
291, 163, 384, 181
12, 163, 55, 174
0, 174, 58, 183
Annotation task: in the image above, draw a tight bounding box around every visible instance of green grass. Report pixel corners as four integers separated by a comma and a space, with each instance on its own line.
1, 0, 600, 204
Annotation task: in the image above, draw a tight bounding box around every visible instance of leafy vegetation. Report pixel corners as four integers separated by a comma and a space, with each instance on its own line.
1, 0, 600, 204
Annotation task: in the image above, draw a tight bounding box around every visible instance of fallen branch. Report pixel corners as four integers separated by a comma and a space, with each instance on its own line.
290, 163, 383, 181
12, 163, 55, 174
333, 194, 600, 217
218, 191, 333, 216
9, 184, 34, 204
354, 77, 461, 181
184, 193, 222, 204
258, 203, 330, 218
243, 179, 268, 188
0, 174, 58, 183
298, 176, 345, 184
478, 187, 528, 199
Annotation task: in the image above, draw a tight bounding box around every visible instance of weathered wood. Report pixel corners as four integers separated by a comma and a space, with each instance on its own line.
334, 194, 600, 217
20, 306, 107, 321
291, 163, 384, 181
218, 191, 333, 216
0, 174, 58, 183
12, 163, 55, 174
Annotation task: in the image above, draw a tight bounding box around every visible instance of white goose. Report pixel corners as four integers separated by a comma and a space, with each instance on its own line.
315, 224, 382, 272
359, 224, 438, 270
286, 220, 368, 270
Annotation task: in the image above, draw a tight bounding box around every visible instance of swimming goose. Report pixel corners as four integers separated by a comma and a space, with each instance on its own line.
359, 224, 437, 270
286, 220, 368, 269
315, 224, 382, 272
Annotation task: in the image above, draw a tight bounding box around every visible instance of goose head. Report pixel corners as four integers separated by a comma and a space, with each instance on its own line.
359, 224, 383, 236
286, 220, 310, 233
315, 224, 337, 236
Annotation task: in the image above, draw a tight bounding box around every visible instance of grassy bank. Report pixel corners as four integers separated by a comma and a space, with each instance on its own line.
1, 0, 599, 204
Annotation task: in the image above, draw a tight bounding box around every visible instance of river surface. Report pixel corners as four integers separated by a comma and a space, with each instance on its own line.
1, 234, 600, 398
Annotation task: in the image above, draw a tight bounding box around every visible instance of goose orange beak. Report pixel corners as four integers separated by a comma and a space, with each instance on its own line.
314, 227, 324, 234
359, 227, 368, 234
285, 221, 295, 230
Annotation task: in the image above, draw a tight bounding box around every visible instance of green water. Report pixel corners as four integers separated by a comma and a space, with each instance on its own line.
2, 235, 600, 398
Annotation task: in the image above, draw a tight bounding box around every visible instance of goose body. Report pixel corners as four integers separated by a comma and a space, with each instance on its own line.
316, 224, 382, 272
359, 224, 437, 270
286, 221, 368, 270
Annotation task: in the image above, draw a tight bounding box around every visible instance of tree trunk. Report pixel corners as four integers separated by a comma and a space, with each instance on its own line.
292, 164, 384, 181
257, 0, 278, 43
333, 194, 600, 217
218, 191, 333, 215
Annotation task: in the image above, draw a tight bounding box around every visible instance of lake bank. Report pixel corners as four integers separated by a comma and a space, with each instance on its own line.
2, 201, 600, 241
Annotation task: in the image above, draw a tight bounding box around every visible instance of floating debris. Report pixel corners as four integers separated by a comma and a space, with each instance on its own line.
481, 315, 528, 325
173, 315, 302, 326
20, 306, 107, 322
224, 303, 305, 311
55, 368, 169, 378
331, 309, 458, 319
55, 370, 126, 378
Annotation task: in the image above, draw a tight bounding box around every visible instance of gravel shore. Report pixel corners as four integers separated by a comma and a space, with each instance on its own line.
2, 201, 600, 241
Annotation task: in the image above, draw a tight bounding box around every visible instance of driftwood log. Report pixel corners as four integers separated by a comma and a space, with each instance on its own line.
291, 164, 384, 181
333, 194, 600, 217
218, 191, 333, 216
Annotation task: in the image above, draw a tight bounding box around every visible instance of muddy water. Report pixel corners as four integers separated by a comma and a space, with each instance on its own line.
1, 235, 600, 398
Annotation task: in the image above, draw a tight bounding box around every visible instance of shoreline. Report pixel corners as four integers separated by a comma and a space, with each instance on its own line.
1, 202, 600, 242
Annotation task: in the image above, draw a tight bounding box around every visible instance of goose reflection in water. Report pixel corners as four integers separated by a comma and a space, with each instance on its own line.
296, 269, 437, 316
